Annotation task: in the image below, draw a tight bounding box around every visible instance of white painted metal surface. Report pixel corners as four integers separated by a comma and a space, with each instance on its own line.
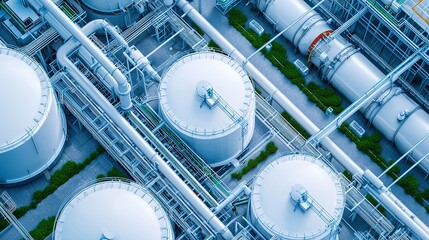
158, 52, 255, 166
0, 48, 66, 185
79, 0, 140, 28
250, 154, 344, 239
257, 0, 429, 174
54, 180, 173, 240
51, 3, 233, 234
175, 0, 429, 238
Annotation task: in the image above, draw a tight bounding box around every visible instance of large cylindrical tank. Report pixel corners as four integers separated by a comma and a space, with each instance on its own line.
79, 0, 141, 28
54, 179, 174, 240
0, 47, 66, 185
158, 51, 255, 166
250, 154, 345, 239
257, 0, 429, 173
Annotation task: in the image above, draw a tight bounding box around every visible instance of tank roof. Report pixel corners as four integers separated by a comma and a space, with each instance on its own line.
0, 48, 52, 152
158, 51, 253, 137
54, 180, 173, 240
80, 0, 134, 13
251, 154, 345, 239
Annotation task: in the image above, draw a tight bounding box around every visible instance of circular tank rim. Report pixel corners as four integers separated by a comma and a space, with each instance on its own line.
79, 0, 134, 13
158, 51, 255, 138
250, 153, 345, 239
54, 178, 174, 240
0, 47, 53, 153
0, 109, 67, 185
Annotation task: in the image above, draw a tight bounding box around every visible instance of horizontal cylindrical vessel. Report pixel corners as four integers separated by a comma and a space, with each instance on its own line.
250, 154, 345, 239
54, 179, 174, 240
257, 0, 429, 174
0, 48, 66, 185
158, 51, 255, 166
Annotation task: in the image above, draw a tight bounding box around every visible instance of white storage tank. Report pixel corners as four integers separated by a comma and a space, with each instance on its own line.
54, 179, 174, 240
158, 51, 255, 166
0, 47, 66, 185
79, 0, 141, 28
250, 154, 345, 239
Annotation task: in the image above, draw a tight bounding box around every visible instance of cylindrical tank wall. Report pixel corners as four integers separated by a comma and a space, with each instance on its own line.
54, 180, 174, 240
158, 52, 255, 166
257, 0, 429, 173
79, 0, 141, 28
0, 48, 67, 185
249, 154, 345, 239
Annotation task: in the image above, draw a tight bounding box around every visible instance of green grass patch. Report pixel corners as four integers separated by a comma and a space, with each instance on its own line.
191, 22, 205, 36
340, 123, 429, 210
366, 194, 386, 216
343, 170, 353, 181
29, 216, 55, 240
107, 167, 127, 178
227, 8, 344, 114
397, 175, 419, 196
281, 111, 311, 139
0, 146, 105, 232
96, 174, 106, 179
208, 40, 219, 48
231, 142, 278, 180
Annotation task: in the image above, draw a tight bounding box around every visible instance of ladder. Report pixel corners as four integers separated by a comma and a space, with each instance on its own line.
0, 192, 34, 240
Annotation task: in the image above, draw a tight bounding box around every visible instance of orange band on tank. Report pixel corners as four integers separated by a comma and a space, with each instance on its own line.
307, 30, 333, 62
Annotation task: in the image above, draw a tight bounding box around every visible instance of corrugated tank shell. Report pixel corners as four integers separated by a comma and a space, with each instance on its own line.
158, 51, 255, 166
54, 180, 173, 240
250, 154, 345, 239
0, 48, 66, 185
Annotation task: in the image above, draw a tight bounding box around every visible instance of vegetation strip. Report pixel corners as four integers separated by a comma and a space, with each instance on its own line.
28, 216, 55, 240
228, 8, 344, 114
0, 146, 105, 231
231, 142, 278, 180
227, 7, 429, 213
340, 124, 429, 213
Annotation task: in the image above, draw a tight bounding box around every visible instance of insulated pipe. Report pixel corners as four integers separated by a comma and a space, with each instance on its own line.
214, 181, 250, 214
175, 0, 429, 238
82, 20, 160, 81
35, 0, 132, 110
57, 38, 234, 240
76, 20, 160, 92
176, 0, 363, 176
28, 0, 71, 40
257, 0, 429, 174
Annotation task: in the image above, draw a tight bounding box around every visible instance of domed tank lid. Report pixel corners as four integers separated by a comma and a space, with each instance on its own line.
80, 0, 134, 13
0, 48, 52, 152
251, 154, 345, 239
54, 180, 173, 240
158, 52, 254, 136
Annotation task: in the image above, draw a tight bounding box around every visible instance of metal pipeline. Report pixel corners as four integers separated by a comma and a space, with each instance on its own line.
257, 0, 429, 174
57, 39, 234, 239
79, 20, 160, 81
176, 0, 429, 238
176, 0, 363, 175
75, 20, 160, 93
30, 0, 233, 238
34, 0, 132, 110
214, 181, 250, 214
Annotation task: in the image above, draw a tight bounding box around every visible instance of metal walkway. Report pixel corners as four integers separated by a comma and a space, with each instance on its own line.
166, 10, 207, 50
255, 93, 318, 155
21, 28, 59, 56
131, 101, 230, 198
52, 72, 226, 239
340, 175, 395, 237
